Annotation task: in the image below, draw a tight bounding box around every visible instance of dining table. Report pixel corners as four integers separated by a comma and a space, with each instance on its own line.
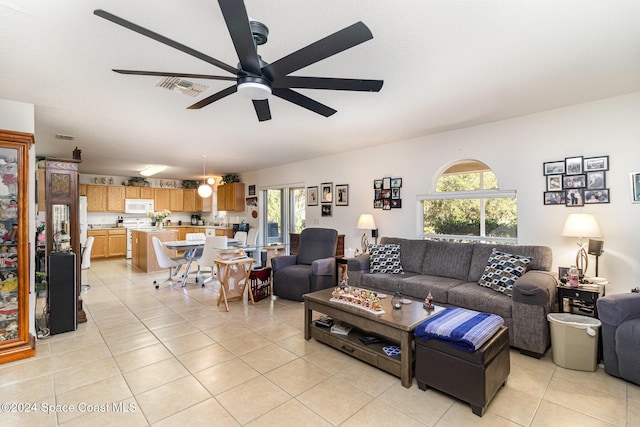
163, 238, 241, 287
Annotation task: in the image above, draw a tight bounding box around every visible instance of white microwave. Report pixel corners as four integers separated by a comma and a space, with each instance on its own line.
124, 199, 154, 214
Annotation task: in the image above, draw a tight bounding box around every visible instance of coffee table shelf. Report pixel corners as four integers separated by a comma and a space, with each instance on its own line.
311, 322, 401, 378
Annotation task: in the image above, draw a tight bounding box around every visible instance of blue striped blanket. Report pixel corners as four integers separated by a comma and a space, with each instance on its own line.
414, 308, 504, 352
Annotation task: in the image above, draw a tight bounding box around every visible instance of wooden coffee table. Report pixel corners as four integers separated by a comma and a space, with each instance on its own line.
304, 287, 444, 388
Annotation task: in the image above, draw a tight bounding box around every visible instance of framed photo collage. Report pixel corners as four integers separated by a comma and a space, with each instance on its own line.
543, 155, 610, 207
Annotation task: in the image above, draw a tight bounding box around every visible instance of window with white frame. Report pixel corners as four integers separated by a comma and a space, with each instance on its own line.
420, 161, 518, 243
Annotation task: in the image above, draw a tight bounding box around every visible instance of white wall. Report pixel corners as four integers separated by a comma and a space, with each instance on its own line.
250, 92, 640, 295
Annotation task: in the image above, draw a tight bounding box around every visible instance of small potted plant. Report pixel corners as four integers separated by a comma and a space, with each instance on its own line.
221, 173, 240, 184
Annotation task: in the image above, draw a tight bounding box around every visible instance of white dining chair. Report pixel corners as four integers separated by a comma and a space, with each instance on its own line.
244, 228, 260, 265
80, 236, 94, 292
196, 236, 228, 285
233, 230, 248, 246
152, 236, 188, 289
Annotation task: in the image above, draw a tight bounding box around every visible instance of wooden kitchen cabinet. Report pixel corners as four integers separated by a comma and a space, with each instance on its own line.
183, 189, 198, 212
79, 183, 87, 196
88, 229, 126, 258
88, 230, 108, 258
200, 193, 212, 212
125, 186, 140, 199
169, 188, 184, 212
107, 229, 127, 257
154, 188, 171, 211
217, 183, 245, 211
140, 187, 154, 199
86, 184, 107, 211
107, 186, 126, 211
215, 228, 234, 238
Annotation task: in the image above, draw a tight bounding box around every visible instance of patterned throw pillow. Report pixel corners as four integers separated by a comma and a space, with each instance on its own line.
369, 244, 403, 274
478, 248, 533, 296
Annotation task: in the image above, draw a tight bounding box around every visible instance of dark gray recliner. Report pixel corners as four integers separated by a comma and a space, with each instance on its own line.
272, 228, 338, 301
596, 293, 640, 385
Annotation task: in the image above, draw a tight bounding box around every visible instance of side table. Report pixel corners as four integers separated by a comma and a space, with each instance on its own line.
557, 284, 605, 318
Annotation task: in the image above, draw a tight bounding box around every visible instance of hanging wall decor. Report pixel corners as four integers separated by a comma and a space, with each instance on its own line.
373, 176, 402, 209
543, 155, 610, 206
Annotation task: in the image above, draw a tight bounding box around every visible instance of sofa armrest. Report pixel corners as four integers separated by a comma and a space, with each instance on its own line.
512, 270, 558, 307
271, 255, 297, 273
311, 257, 336, 276
347, 253, 370, 272
597, 293, 640, 327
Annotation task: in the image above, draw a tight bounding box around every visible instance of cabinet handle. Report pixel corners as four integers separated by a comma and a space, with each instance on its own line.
341, 345, 355, 353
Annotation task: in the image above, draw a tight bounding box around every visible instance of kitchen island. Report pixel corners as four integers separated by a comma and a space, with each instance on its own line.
130, 229, 178, 273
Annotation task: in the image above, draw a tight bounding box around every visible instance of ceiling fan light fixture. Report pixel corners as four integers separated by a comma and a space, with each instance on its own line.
140, 165, 166, 176
237, 81, 271, 100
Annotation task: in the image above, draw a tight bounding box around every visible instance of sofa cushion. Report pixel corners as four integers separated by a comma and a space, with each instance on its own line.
421, 241, 473, 280
468, 243, 552, 282
362, 272, 416, 294
369, 244, 403, 274
398, 275, 465, 303
448, 282, 513, 319
478, 249, 533, 296
380, 237, 428, 273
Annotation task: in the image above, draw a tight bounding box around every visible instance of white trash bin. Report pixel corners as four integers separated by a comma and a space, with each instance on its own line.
547, 313, 601, 371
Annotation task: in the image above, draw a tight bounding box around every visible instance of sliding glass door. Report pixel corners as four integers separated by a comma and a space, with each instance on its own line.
262, 186, 305, 247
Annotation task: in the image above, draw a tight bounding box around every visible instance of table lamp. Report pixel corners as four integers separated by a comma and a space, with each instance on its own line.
561, 213, 602, 276
357, 214, 378, 254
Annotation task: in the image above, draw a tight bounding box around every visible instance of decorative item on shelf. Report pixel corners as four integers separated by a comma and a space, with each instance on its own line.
72, 147, 81, 160
182, 180, 198, 189
148, 209, 171, 230
129, 176, 149, 187
356, 213, 378, 254
221, 173, 240, 184
197, 155, 213, 198
392, 291, 403, 310
561, 213, 602, 276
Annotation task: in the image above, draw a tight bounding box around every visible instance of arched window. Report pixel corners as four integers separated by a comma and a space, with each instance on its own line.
419, 160, 518, 243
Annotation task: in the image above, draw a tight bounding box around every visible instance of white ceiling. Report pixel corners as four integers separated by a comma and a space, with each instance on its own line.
1, 0, 639, 180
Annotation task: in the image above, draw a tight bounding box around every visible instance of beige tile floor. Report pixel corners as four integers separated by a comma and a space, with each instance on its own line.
1, 258, 639, 426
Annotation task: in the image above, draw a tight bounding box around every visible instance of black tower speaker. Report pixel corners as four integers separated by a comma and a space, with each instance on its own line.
588, 239, 604, 256
48, 252, 77, 335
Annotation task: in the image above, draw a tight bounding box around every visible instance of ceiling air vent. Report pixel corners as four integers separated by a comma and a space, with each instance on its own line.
55, 134, 75, 141
154, 77, 209, 97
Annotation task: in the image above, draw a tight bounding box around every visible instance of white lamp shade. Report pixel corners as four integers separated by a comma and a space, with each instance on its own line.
357, 214, 377, 230
197, 184, 212, 198
561, 213, 602, 238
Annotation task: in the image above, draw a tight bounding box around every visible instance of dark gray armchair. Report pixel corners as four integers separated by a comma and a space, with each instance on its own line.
597, 293, 640, 385
272, 228, 338, 301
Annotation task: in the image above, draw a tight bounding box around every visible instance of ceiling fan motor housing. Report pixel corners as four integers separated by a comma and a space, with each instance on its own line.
250, 20, 268, 45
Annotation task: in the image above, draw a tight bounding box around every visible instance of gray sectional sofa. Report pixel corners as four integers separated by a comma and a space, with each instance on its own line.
347, 237, 557, 357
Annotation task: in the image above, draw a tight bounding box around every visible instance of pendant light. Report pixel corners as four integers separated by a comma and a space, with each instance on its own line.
197, 155, 213, 198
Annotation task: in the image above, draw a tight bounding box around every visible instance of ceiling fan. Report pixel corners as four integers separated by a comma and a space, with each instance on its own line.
94, 1, 383, 122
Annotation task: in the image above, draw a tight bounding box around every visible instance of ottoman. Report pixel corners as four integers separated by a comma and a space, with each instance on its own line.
415, 326, 510, 417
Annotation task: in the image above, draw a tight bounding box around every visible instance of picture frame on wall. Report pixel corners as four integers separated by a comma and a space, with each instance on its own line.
307, 186, 318, 206
248, 184, 256, 196
382, 177, 391, 189
632, 172, 640, 203
321, 204, 332, 216
546, 175, 563, 191
565, 156, 584, 175
245, 196, 257, 206
586, 171, 606, 190
584, 155, 609, 172
391, 177, 402, 188
544, 191, 566, 205
584, 189, 610, 204
321, 182, 332, 203
373, 179, 383, 189
543, 160, 565, 175
335, 184, 348, 206
391, 187, 401, 199
390, 199, 402, 208
373, 199, 383, 209
565, 189, 584, 207
563, 174, 585, 189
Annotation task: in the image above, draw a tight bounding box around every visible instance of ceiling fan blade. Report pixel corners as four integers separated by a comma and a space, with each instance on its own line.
187, 85, 237, 109
264, 22, 373, 79
272, 88, 336, 117
252, 99, 272, 122
113, 70, 236, 81
218, 0, 261, 75
94, 9, 238, 75
273, 76, 383, 92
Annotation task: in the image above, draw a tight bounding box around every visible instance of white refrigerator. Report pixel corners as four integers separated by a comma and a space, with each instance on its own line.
79, 196, 87, 247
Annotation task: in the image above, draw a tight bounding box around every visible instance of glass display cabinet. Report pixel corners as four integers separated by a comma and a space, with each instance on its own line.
0, 130, 35, 364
